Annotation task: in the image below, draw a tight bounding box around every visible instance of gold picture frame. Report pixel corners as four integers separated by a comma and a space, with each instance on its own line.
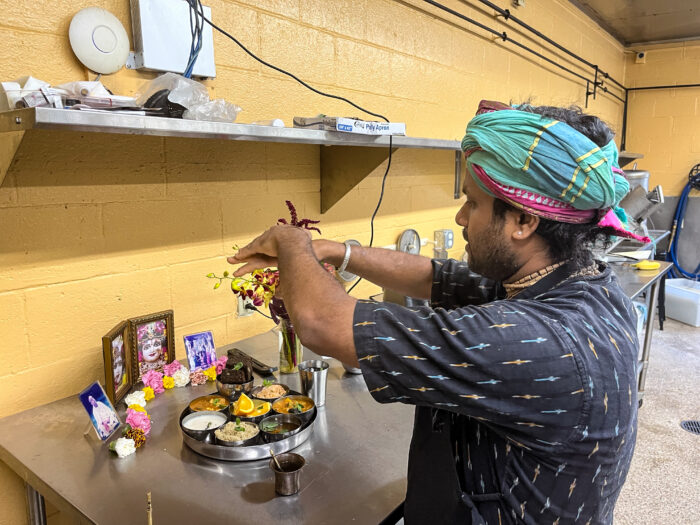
128, 310, 175, 384
102, 321, 132, 405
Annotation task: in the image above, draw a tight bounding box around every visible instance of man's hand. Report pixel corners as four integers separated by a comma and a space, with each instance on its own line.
228, 225, 311, 276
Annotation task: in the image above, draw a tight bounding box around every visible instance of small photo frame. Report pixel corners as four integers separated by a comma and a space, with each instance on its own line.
128, 310, 175, 384
183, 331, 217, 371
102, 321, 132, 404
79, 381, 121, 441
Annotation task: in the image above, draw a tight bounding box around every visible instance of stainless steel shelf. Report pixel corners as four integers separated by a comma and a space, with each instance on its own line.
0, 108, 462, 212
0, 107, 460, 150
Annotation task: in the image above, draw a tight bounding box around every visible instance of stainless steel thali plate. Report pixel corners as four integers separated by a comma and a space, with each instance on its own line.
179, 402, 316, 461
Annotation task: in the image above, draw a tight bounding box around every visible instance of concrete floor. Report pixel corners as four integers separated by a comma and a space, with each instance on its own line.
614, 318, 700, 525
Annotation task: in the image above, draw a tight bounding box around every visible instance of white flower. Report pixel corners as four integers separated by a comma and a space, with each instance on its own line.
113, 438, 136, 458
173, 367, 190, 387
124, 390, 147, 408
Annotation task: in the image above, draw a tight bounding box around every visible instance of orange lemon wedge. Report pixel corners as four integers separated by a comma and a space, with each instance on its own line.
233, 393, 255, 415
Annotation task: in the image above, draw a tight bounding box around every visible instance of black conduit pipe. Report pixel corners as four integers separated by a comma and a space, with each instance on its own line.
421, 0, 623, 105
476, 0, 626, 92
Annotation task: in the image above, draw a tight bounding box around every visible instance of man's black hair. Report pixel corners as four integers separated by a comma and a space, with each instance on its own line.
492, 104, 617, 268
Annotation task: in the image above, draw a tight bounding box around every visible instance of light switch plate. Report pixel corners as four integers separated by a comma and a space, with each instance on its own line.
129, 0, 216, 78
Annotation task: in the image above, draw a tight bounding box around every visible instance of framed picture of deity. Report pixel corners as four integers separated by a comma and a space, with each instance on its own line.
128, 310, 175, 384
102, 321, 132, 405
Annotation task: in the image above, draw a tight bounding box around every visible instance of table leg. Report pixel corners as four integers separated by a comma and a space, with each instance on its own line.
637, 280, 660, 407
26, 484, 47, 525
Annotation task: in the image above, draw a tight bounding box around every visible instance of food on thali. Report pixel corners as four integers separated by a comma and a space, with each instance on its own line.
182, 412, 227, 431
272, 396, 314, 415
248, 401, 271, 418
189, 395, 229, 412
256, 384, 288, 399
232, 395, 271, 418
215, 420, 259, 443
231, 393, 255, 415
260, 419, 299, 435
220, 351, 254, 384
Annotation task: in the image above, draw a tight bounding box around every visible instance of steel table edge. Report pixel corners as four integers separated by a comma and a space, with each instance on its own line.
0, 443, 96, 524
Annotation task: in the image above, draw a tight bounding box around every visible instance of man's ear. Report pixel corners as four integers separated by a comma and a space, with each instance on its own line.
510, 211, 540, 241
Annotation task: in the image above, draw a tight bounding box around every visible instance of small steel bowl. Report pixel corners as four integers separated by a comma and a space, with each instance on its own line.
216, 377, 254, 399
230, 399, 272, 425
180, 411, 227, 441
272, 395, 315, 424
250, 383, 290, 402
214, 421, 260, 447
259, 414, 302, 443
188, 394, 230, 413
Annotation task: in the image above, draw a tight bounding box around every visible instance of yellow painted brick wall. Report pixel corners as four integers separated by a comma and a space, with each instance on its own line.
0, 1, 624, 523
624, 43, 700, 196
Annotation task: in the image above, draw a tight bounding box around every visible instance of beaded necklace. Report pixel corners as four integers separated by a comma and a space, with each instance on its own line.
503, 261, 567, 299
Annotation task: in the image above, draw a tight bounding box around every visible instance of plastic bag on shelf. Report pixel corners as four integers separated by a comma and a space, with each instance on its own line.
135, 72, 241, 122
184, 98, 241, 122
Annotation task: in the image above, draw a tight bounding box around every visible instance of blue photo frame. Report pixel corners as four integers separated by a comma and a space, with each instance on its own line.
183, 331, 217, 371
79, 381, 121, 441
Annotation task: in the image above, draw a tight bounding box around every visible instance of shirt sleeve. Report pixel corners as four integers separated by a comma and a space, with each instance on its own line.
430, 259, 500, 309
353, 296, 587, 448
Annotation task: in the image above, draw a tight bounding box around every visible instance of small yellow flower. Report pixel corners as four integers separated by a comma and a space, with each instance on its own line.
128, 404, 146, 413
163, 376, 175, 389
203, 366, 217, 382
142, 387, 155, 401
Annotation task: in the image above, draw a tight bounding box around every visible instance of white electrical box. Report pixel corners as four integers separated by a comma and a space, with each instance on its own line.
128, 0, 216, 78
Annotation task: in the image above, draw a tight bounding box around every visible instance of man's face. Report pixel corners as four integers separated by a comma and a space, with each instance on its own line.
142, 338, 162, 363
455, 170, 520, 281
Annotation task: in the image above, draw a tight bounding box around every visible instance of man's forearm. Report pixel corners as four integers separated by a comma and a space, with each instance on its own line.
315, 240, 434, 299
277, 237, 359, 367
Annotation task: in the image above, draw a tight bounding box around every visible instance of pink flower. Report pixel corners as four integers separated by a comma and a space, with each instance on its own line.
163, 361, 182, 377
215, 355, 227, 375
126, 408, 152, 436
142, 370, 164, 394
189, 370, 207, 386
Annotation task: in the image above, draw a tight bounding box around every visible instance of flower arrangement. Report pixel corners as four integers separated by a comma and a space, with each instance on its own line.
206, 201, 331, 373
110, 354, 222, 458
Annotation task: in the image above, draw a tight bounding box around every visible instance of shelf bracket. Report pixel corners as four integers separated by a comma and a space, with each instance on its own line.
0, 130, 24, 188
320, 145, 395, 214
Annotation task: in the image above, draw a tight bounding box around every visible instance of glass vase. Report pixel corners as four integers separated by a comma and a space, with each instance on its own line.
277, 318, 302, 374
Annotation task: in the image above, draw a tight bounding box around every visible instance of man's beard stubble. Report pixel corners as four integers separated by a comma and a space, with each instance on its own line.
466, 221, 521, 282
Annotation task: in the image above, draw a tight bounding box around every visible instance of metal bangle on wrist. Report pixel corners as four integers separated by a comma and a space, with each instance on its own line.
338, 241, 353, 274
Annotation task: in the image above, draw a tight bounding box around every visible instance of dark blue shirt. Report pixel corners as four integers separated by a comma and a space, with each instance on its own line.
353, 259, 638, 524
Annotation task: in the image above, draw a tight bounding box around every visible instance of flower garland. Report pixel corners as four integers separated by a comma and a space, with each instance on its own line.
110, 354, 229, 458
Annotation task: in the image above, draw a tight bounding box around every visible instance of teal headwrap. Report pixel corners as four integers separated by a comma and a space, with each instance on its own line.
461, 105, 629, 220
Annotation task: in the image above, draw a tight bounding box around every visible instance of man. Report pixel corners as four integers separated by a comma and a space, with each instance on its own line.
231, 101, 641, 524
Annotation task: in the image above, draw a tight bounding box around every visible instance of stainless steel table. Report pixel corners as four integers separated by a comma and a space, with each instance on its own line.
0, 332, 414, 525
610, 261, 674, 405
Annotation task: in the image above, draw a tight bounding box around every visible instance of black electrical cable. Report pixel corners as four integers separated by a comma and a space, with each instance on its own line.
198, 12, 389, 123
346, 135, 393, 294
245, 304, 274, 319
196, 9, 394, 295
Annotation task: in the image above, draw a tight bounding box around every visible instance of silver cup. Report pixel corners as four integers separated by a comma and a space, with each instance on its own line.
298, 360, 329, 407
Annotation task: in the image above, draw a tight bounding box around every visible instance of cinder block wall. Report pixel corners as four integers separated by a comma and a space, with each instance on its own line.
0, 1, 625, 523
624, 43, 700, 269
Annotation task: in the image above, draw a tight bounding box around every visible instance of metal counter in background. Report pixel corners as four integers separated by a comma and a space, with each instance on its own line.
0, 332, 414, 525
611, 261, 674, 405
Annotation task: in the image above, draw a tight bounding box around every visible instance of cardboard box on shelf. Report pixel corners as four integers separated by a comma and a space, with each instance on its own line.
293, 116, 406, 135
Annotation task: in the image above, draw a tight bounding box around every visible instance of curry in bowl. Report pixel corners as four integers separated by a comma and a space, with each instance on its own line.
272, 395, 314, 418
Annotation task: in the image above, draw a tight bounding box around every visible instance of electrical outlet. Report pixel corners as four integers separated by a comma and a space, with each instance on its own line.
635, 51, 646, 64
434, 229, 454, 250
237, 295, 253, 317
